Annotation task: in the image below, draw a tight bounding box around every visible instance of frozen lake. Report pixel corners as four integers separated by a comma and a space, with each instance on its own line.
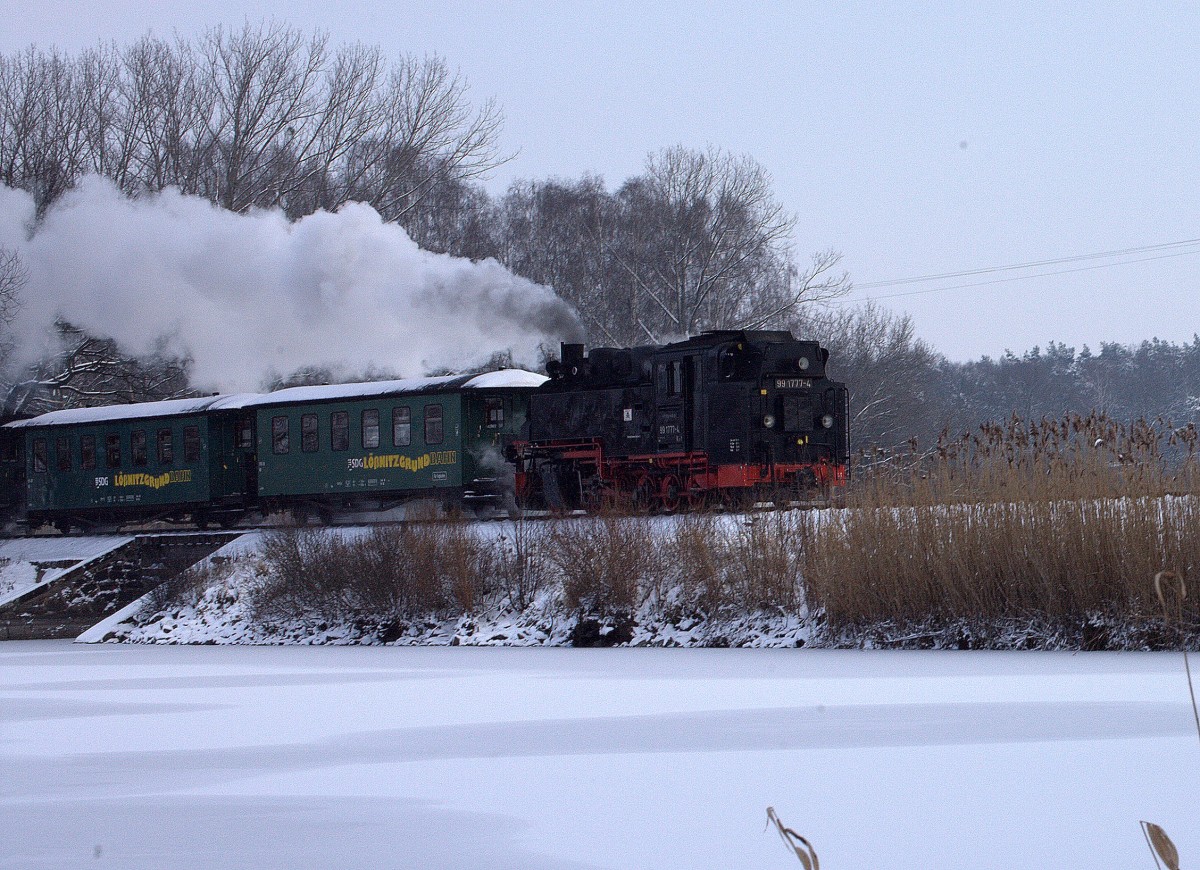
2, 642, 1197, 869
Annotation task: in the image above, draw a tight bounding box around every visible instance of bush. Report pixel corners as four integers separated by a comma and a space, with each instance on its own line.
251, 521, 492, 621
544, 514, 647, 614
492, 517, 550, 611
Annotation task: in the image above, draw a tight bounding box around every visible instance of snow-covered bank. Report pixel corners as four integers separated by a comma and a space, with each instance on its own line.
79, 522, 1197, 651
3, 641, 1197, 869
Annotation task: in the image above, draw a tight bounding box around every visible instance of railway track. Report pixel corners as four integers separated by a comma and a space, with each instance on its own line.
5, 496, 836, 540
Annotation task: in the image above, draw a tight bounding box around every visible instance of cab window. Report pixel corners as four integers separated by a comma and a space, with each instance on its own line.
485, 398, 504, 427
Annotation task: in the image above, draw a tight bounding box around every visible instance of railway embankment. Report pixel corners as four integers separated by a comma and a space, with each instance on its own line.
65, 511, 1200, 651
0, 532, 241, 640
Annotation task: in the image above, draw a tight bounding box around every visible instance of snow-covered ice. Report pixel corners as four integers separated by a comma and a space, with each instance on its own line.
2, 642, 1197, 869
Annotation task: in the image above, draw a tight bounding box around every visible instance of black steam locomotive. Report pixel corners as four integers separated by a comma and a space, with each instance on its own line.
516, 329, 849, 510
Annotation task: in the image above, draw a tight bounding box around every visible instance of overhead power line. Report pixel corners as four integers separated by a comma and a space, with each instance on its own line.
844, 237, 1200, 302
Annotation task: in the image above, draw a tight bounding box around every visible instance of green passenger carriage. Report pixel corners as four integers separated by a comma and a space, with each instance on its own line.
9, 396, 258, 531
241, 370, 545, 516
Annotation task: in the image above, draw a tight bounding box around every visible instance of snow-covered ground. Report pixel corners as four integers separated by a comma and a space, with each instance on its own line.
2, 641, 1197, 869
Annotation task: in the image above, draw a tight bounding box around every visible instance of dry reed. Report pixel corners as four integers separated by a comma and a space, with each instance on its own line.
803, 413, 1200, 636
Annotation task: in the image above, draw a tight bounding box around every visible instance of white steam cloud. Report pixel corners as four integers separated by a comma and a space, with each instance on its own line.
0, 177, 581, 391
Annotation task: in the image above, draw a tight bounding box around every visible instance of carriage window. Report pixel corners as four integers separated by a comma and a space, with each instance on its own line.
392, 407, 411, 447
235, 417, 254, 449
301, 414, 319, 453
272, 416, 290, 454
485, 398, 504, 427
56, 436, 72, 471
184, 426, 201, 462
424, 404, 443, 444
105, 433, 121, 469
0, 438, 16, 462
32, 438, 47, 473
362, 409, 380, 449
157, 429, 174, 465
81, 435, 96, 470
331, 411, 349, 451
131, 430, 148, 467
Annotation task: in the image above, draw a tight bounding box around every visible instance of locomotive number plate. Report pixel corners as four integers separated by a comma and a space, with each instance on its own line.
774, 378, 813, 389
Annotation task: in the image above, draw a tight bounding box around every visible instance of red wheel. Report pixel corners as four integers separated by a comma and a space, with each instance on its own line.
632, 472, 657, 513
660, 474, 682, 512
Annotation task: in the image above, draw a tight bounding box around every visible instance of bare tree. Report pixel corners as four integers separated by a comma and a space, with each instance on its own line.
1, 322, 194, 418
499, 177, 628, 343
0, 248, 24, 378
118, 35, 212, 194
0, 47, 93, 213
193, 22, 329, 212
609, 146, 847, 342
796, 302, 946, 451
0, 248, 23, 325
338, 53, 506, 222
0, 26, 506, 224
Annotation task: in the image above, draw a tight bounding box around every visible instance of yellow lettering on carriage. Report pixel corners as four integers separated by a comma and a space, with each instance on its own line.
356, 451, 457, 472
114, 469, 193, 489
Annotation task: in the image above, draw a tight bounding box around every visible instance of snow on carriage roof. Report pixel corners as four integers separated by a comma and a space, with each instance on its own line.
463, 369, 549, 389
3, 394, 261, 428
5, 370, 549, 428
228, 368, 547, 409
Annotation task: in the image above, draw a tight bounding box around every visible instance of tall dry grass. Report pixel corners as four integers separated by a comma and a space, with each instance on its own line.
669, 513, 803, 614
803, 413, 1200, 634
856, 412, 1200, 506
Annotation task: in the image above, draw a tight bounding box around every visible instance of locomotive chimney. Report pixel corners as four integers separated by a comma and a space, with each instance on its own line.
560, 342, 586, 377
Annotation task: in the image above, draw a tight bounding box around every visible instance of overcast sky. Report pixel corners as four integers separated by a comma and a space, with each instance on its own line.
6, 2, 1199, 361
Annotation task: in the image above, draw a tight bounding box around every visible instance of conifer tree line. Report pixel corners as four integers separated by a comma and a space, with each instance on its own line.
1, 22, 1196, 450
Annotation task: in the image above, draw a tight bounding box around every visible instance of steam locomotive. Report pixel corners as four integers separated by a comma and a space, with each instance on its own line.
517, 330, 849, 510
0, 330, 848, 531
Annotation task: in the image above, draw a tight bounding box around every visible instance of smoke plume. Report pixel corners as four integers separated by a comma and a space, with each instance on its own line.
0, 177, 582, 391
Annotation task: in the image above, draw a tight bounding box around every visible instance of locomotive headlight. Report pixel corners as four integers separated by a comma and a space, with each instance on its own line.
821, 414, 835, 429
762, 414, 776, 429
797, 356, 810, 371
